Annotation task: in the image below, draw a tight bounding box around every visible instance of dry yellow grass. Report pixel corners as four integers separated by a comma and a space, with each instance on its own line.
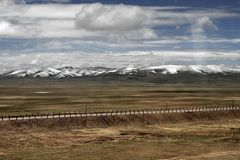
0, 111, 240, 160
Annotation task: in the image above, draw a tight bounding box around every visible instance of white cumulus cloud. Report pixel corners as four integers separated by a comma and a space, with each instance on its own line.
0, 2, 238, 42
0, 0, 25, 5
75, 3, 152, 31
190, 16, 218, 34
75, 3, 157, 40
0, 20, 38, 37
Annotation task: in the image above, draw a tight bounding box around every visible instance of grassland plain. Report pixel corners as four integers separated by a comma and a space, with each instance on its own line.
0, 79, 239, 115
0, 111, 240, 160
0, 79, 239, 160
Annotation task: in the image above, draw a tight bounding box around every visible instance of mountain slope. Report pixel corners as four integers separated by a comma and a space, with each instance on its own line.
1, 65, 240, 83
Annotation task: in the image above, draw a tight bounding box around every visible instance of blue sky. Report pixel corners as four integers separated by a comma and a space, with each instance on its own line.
0, 0, 239, 71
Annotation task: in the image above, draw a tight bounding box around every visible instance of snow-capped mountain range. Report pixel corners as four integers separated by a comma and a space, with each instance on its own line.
1, 65, 240, 78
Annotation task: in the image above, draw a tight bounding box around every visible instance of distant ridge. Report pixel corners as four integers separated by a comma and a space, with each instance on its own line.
1, 65, 239, 78
1, 65, 240, 83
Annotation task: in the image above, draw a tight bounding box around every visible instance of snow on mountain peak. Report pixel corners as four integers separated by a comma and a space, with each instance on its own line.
1, 65, 239, 78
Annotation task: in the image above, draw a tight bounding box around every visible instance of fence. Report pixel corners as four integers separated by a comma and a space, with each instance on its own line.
1, 104, 240, 121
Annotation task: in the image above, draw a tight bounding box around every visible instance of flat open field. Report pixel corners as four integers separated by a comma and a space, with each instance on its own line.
0, 112, 240, 160
0, 80, 239, 160
0, 79, 239, 115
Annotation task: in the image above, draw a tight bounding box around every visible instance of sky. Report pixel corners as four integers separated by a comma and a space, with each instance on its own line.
0, 0, 240, 71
